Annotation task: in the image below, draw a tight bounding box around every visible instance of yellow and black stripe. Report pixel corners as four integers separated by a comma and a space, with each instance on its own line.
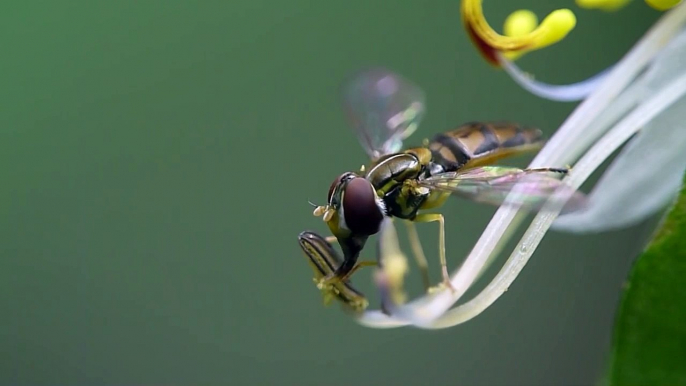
428, 121, 545, 171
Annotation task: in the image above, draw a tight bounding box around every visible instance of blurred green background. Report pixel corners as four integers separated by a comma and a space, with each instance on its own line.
0, 1, 664, 385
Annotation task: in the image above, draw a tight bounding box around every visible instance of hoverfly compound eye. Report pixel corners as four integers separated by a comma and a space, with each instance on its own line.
342, 177, 384, 236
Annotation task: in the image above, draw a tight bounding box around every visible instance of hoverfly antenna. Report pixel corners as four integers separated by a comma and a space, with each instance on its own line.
307, 200, 319, 208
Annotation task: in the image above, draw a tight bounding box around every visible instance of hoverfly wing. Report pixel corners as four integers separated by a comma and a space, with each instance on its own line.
418, 166, 588, 214
342, 67, 426, 159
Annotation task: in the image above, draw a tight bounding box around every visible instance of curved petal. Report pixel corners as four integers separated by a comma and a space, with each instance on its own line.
356, 3, 686, 328
554, 26, 686, 233
498, 54, 613, 101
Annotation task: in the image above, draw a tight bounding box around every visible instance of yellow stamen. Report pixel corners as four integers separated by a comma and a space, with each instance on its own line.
575, 0, 631, 11
646, 0, 683, 10
577, 0, 682, 11
501, 10, 537, 61
532, 10, 577, 50
504, 9, 577, 61
461, 0, 576, 65
503, 10, 538, 38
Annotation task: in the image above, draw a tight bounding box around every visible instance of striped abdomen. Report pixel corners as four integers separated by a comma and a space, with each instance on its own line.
427, 121, 545, 172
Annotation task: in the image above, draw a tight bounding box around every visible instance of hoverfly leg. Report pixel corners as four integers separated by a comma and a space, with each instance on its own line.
317, 272, 342, 288
338, 261, 378, 282
299, 230, 369, 312
325, 235, 337, 244
412, 213, 456, 293
402, 220, 432, 292
317, 261, 377, 288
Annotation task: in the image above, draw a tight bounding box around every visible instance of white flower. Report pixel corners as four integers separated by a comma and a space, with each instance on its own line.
357, 2, 686, 329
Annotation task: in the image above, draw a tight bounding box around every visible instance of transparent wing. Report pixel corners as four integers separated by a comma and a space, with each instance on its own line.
418, 166, 588, 214
342, 67, 426, 159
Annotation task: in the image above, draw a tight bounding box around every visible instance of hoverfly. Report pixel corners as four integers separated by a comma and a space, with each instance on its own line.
303, 67, 586, 296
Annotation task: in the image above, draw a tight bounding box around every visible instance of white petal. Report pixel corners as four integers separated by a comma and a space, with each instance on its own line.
424, 62, 686, 328
356, 3, 686, 329
554, 27, 686, 233
498, 55, 612, 102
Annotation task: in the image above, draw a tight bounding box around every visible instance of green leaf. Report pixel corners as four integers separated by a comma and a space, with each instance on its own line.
606, 176, 686, 385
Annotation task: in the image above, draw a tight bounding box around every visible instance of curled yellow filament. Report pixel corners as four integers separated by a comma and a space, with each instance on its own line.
461, 0, 576, 65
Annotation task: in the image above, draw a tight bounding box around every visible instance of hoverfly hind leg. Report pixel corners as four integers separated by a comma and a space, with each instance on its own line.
402, 220, 432, 292
412, 213, 456, 293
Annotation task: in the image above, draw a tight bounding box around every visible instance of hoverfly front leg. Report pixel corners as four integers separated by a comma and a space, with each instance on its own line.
316, 262, 378, 288
316, 234, 377, 288
336, 261, 378, 282
321, 237, 370, 268
298, 231, 369, 312
412, 213, 456, 293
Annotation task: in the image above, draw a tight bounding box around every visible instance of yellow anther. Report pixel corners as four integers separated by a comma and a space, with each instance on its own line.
461, 0, 576, 65
502, 9, 576, 61
645, 0, 682, 10
504, 10, 538, 38
577, 0, 681, 11
575, 0, 631, 11
501, 10, 538, 61
534, 10, 577, 50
